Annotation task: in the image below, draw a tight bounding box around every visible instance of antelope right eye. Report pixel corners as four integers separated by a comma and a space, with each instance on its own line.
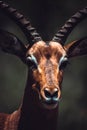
26, 55, 38, 69
59, 59, 68, 70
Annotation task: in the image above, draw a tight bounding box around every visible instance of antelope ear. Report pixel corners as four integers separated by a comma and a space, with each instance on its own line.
0, 29, 27, 61
64, 37, 87, 58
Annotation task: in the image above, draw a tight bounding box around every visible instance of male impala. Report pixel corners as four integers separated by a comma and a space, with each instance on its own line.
0, 1, 87, 130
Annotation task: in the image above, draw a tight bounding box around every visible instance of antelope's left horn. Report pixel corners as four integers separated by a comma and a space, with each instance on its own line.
52, 7, 87, 45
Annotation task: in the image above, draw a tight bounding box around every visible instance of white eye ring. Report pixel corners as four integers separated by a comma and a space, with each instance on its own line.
27, 56, 32, 60
59, 55, 68, 68
27, 54, 38, 65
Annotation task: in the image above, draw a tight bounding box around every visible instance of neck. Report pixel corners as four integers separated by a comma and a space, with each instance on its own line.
18, 70, 59, 130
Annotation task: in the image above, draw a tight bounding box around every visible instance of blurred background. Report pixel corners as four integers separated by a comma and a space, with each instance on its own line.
0, 0, 87, 130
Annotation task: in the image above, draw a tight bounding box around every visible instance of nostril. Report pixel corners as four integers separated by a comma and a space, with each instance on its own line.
44, 89, 52, 99
53, 90, 58, 98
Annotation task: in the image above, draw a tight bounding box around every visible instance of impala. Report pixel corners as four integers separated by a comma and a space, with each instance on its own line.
0, 1, 87, 130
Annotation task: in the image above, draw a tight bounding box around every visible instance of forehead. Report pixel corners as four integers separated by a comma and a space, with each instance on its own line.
27, 41, 66, 60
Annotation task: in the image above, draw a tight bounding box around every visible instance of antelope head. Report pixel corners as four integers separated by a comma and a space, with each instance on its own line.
0, 1, 87, 109
26, 41, 67, 109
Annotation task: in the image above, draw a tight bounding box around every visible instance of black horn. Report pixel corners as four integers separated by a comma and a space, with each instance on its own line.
0, 1, 42, 47
52, 7, 87, 45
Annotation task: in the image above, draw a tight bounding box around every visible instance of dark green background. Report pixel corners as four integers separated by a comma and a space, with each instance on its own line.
0, 0, 87, 130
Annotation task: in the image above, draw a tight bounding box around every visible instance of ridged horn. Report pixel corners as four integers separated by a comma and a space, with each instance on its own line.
0, 1, 42, 47
52, 7, 87, 45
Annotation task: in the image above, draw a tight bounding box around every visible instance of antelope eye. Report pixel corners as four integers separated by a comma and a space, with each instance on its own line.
26, 55, 38, 69
59, 56, 68, 70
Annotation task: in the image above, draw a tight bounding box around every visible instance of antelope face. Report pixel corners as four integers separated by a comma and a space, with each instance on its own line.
26, 41, 68, 109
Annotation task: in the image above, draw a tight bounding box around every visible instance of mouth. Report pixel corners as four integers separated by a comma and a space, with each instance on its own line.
40, 98, 59, 110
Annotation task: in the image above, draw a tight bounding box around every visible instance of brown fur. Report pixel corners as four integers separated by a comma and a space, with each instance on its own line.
0, 109, 20, 130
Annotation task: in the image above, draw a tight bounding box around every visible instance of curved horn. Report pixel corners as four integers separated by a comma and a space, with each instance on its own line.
52, 7, 87, 45
0, 1, 42, 47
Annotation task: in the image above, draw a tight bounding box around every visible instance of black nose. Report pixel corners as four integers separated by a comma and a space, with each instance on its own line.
44, 88, 58, 102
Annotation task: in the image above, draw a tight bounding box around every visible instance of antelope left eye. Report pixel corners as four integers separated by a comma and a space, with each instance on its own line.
59, 57, 68, 70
